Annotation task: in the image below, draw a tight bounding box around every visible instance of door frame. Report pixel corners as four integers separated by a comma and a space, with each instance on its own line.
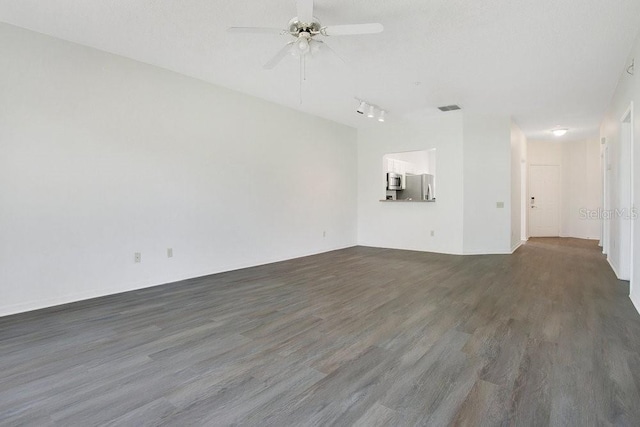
602, 140, 610, 255
622, 102, 634, 291
528, 163, 561, 237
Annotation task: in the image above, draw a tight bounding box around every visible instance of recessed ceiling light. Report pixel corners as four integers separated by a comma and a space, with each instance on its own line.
552, 128, 568, 137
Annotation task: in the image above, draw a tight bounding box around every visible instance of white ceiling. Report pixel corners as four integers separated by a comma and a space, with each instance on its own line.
1, 0, 639, 141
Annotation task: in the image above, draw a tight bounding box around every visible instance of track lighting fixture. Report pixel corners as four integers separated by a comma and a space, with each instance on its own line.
355, 99, 387, 122
552, 128, 568, 137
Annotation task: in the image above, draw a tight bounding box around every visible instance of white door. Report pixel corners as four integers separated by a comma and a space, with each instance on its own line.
529, 165, 560, 237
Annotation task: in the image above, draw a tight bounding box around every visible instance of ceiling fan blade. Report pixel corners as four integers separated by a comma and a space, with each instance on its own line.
227, 27, 285, 35
322, 23, 384, 36
313, 40, 346, 64
296, 0, 314, 23
263, 42, 295, 70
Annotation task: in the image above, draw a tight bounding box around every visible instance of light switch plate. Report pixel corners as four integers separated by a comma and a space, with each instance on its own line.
496, 202, 505, 209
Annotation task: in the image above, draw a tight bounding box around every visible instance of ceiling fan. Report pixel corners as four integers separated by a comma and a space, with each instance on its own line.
227, 0, 384, 69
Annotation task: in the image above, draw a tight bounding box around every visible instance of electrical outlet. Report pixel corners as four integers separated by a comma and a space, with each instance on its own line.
430, 230, 435, 237
134, 252, 141, 263
167, 248, 173, 258
496, 202, 505, 209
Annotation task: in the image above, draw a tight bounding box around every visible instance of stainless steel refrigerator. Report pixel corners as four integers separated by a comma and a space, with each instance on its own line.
400, 174, 435, 201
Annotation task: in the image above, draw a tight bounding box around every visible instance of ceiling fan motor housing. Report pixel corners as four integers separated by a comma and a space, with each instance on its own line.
288, 18, 322, 36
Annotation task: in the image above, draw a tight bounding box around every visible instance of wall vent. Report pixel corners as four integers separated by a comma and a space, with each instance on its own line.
438, 105, 461, 112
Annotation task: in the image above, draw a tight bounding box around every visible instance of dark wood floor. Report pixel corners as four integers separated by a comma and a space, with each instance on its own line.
1, 238, 640, 426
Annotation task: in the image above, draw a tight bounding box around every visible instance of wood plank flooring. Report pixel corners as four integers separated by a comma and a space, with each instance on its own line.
1, 238, 640, 426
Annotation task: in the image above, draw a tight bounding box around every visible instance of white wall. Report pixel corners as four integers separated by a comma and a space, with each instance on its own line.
527, 139, 601, 240
511, 122, 527, 249
462, 114, 513, 254
528, 140, 562, 165
600, 29, 640, 314
561, 140, 602, 239
357, 114, 465, 254
357, 112, 514, 255
0, 24, 357, 317
601, 117, 627, 278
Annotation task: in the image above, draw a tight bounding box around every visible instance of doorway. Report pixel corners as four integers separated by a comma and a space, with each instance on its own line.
529, 164, 560, 237
612, 105, 633, 281
603, 142, 610, 254
622, 103, 635, 289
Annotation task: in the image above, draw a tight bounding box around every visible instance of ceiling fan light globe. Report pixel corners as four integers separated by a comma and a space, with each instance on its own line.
298, 39, 309, 51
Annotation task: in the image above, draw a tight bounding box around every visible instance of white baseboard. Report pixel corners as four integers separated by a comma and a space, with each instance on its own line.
358, 244, 464, 256
459, 240, 527, 256
0, 285, 154, 318
0, 244, 357, 318
511, 240, 526, 253
559, 234, 601, 240
631, 293, 640, 316
607, 256, 631, 281
463, 249, 514, 255
608, 256, 621, 279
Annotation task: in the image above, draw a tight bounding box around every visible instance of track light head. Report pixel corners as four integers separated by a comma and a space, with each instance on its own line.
367, 105, 376, 118
356, 101, 366, 114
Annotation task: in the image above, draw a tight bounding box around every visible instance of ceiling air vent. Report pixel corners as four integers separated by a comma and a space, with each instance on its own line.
438, 105, 461, 112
